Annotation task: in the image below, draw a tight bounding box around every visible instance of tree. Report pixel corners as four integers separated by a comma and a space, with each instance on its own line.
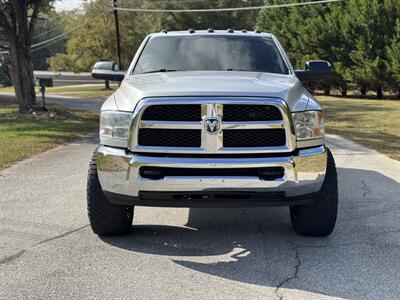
49, 0, 161, 72
159, 0, 264, 31
0, 0, 52, 112
386, 14, 400, 98
31, 11, 67, 70
48, 0, 264, 72
257, 0, 400, 99
0, 54, 12, 87
257, 0, 347, 94
256, 0, 319, 68
343, 0, 397, 99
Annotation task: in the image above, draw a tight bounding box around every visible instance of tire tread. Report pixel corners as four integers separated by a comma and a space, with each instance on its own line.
290, 148, 338, 236
87, 150, 133, 236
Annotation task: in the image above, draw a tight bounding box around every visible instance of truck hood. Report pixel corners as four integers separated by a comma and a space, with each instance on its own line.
109, 71, 318, 112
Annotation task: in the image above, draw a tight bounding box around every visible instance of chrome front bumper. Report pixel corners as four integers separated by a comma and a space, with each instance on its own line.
96, 145, 327, 202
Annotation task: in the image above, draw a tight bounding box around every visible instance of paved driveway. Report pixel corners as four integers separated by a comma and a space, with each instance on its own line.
0, 92, 103, 112
0, 134, 399, 299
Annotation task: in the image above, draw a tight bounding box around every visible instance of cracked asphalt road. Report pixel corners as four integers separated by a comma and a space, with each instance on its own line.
0, 134, 399, 299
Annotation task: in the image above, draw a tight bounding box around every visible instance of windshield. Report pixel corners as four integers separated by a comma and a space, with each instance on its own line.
133, 35, 290, 75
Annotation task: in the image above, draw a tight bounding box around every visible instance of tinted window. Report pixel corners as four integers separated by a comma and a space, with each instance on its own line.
133, 35, 289, 75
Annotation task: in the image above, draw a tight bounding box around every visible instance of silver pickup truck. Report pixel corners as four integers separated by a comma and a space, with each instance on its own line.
88, 30, 338, 237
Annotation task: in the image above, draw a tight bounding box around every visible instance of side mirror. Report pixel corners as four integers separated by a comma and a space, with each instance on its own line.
295, 60, 333, 82
92, 61, 125, 82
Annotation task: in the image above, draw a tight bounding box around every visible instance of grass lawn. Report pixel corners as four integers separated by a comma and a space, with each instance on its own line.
317, 96, 400, 160
0, 84, 116, 99
0, 101, 98, 170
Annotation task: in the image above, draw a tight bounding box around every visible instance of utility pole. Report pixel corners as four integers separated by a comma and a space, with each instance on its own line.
113, 0, 122, 69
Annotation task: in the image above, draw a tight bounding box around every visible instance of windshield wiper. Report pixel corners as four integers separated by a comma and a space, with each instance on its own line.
141, 69, 183, 74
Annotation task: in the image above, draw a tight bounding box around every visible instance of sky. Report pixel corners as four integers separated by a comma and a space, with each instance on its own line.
54, 0, 91, 12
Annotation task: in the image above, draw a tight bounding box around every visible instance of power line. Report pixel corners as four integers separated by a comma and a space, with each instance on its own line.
0, 10, 109, 55
31, 35, 66, 53
33, 19, 70, 40
37, 0, 97, 38
30, 11, 109, 48
1, 0, 345, 55
31, 35, 65, 52
115, 0, 344, 13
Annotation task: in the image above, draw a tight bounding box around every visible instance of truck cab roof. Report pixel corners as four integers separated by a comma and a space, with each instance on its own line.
149, 29, 273, 38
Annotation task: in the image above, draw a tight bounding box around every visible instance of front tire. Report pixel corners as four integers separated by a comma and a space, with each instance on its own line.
290, 148, 338, 237
87, 150, 134, 236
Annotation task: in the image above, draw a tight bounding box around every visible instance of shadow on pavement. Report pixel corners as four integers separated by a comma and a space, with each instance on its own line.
102, 167, 400, 298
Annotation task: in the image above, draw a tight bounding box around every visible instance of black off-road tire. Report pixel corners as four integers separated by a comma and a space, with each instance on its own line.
290, 148, 338, 237
87, 151, 134, 236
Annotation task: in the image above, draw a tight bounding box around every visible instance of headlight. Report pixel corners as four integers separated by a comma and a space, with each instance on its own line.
292, 111, 324, 140
100, 111, 133, 148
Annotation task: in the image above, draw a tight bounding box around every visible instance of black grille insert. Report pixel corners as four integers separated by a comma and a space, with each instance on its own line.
138, 129, 201, 147
140, 166, 285, 181
139, 191, 286, 202
223, 129, 286, 147
223, 105, 282, 121
142, 105, 201, 121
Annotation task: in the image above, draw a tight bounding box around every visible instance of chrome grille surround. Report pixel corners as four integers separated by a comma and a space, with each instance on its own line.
128, 97, 296, 154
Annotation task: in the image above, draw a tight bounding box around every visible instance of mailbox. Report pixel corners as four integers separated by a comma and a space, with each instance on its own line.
37, 77, 53, 87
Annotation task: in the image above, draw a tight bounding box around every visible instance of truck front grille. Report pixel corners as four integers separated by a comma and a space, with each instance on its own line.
138, 129, 201, 147
223, 129, 286, 148
131, 98, 294, 153
142, 105, 201, 121
223, 105, 282, 121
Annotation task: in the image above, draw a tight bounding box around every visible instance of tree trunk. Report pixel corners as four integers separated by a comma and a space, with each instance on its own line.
360, 85, 367, 97
0, 0, 41, 113
10, 43, 36, 112
340, 83, 348, 96
323, 86, 331, 96
376, 86, 384, 100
